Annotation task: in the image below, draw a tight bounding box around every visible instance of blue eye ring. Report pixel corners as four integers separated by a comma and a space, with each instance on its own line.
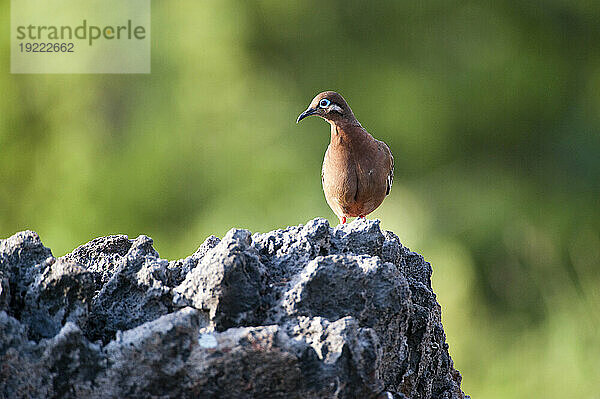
319, 98, 331, 108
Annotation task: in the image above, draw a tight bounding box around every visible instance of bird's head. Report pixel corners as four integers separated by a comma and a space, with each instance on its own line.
296, 91, 356, 125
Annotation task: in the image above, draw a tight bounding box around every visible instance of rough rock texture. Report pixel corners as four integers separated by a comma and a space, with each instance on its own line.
0, 219, 467, 398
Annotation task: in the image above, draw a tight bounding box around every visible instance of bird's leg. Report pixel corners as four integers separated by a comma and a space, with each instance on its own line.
341, 216, 347, 224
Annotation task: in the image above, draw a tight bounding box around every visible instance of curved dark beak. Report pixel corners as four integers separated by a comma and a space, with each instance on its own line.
296, 108, 317, 123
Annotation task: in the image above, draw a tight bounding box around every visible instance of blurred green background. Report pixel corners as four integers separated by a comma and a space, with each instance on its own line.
2, 1, 599, 397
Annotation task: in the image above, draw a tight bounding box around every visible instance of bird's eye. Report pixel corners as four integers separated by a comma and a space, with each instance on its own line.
319, 99, 331, 108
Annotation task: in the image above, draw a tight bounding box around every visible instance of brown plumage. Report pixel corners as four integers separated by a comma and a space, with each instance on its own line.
297, 91, 394, 224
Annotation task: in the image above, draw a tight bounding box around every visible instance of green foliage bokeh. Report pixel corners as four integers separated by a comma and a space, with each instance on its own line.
1, 1, 599, 396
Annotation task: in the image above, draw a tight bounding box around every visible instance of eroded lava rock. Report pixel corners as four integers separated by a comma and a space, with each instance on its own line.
0, 219, 467, 398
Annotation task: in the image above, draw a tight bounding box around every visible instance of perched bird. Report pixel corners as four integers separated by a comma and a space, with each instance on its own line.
297, 91, 394, 224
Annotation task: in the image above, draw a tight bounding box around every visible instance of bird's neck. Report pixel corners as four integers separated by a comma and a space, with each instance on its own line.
329, 120, 364, 147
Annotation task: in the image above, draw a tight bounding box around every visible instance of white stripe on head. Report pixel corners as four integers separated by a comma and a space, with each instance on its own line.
329, 104, 344, 114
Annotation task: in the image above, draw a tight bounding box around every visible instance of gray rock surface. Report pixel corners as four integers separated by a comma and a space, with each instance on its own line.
0, 219, 467, 398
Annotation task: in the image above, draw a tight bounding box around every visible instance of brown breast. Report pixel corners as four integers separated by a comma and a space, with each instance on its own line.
321, 123, 393, 218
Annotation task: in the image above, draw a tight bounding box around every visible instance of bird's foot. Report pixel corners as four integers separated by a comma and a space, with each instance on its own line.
341, 216, 347, 224
359, 215, 365, 219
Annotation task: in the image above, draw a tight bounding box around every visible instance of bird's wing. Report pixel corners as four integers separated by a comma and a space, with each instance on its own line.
375, 139, 394, 196
386, 150, 394, 195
